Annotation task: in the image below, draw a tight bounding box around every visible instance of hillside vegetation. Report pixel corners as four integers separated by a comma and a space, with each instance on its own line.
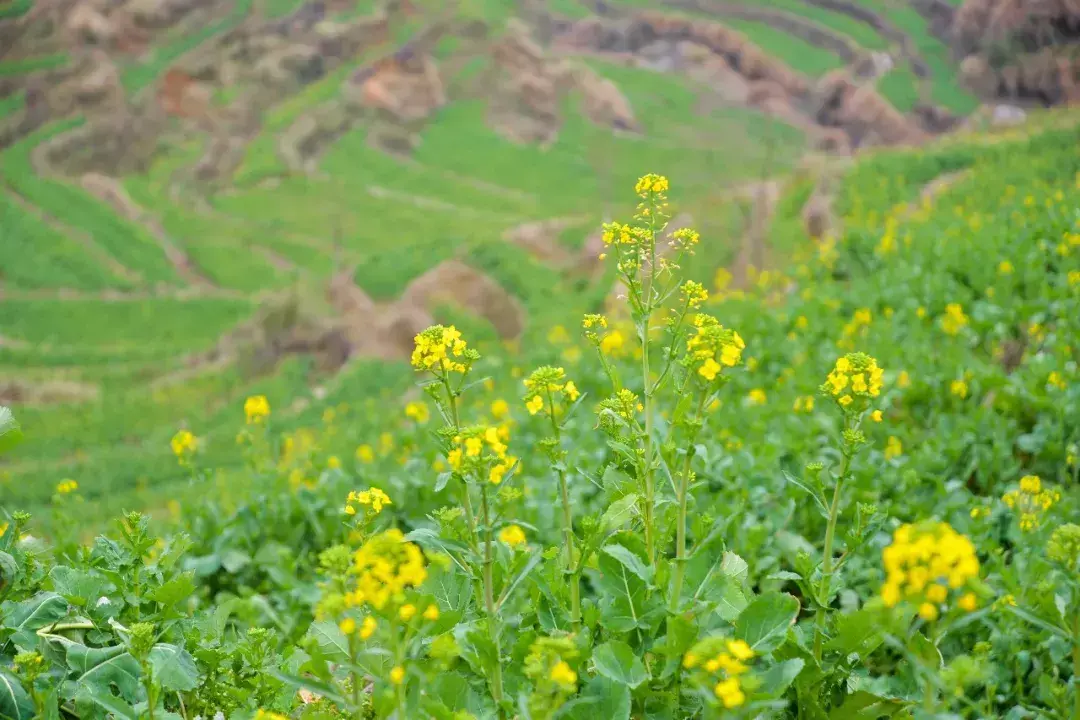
1, 1, 1080, 716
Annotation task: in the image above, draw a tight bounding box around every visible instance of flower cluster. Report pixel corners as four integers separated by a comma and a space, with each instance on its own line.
683, 637, 756, 709
1002, 474, 1060, 531
685, 314, 745, 382
822, 352, 883, 409
344, 487, 392, 516
171, 429, 197, 466
670, 227, 700, 253
345, 529, 427, 611
244, 395, 270, 424
447, 425, 516, 485
499, 524, 527, 548
1047, 523, 1080, 567
524, 366, 580, 416
940, 303, 969, 336
56, 479, 78, 495
635, 173, 669, 197
880, 521, 980, 620
411, 325, 475, 374
596, 389, 642, 436
680, 280, 708, 309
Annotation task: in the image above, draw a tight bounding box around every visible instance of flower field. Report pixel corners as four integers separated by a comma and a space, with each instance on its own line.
1, 107, 1078, 718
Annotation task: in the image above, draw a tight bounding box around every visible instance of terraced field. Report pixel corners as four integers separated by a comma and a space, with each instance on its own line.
0, 0, 997, 525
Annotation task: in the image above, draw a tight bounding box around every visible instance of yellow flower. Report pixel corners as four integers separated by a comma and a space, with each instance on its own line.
635, 173, 669, 196
950, 380, 968, 399
871, 410, 883, 422
713, 677, 745, 708
940, 303, 969, 336
682, 652, 700, 669
958, 593, 978, 612
491, 399, 510, 419
898, 371, 911, 388
405, 401, 430, 424
350, 530, 428, 611
389, 666, 405, 685
884, 436, 902, 460
926, 584, 947, 603
327, 455, 341, 469
526, 395, 544, 415
600, 330, 625, 356
918, 603, 939, 621
582, 314, 608, 330
411, 325, 470, 374
699, 358, 721, 381
244, 395, 271, 424
56, 480, 78, 495
564, 381, 580, 402
170, 430, 198, 461
339, 617, 357, 635
356, 444, 375, 463
399, 604, 417, 621
747, 389, 766, 405
423, 604, 440, 621
839, 395, 853, 407
550, 660, 577, 688
998, 260, 1014, 274
1002, 475, 1059, 531
359, 616, 377, 639
726, 639, 754, 661
498, 524, 527, 547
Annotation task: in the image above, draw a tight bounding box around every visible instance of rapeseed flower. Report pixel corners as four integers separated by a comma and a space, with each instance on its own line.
346, 529, 427, 611
345, 487, 392, 516
244, 395, 270, 424
685, 314, 745, 382
56, 479, 78, 494
1002, 475, 1060, 531
822, 352, 883, 410
880, 521, 980, 617
411, 325, 474, 374
499, 524, 527, 547
405, 401, 429, 423
171, 430, 197, 466
940, 304, 969, 336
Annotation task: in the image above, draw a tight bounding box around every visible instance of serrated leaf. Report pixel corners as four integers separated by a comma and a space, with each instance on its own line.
734, 592, 800, 653
825, 607, 887, 657
592, 640, 648, 689
0, 669, 33, 720
149, 573, 196, 609
148, 644, 198, 691
599, 494, 639, 533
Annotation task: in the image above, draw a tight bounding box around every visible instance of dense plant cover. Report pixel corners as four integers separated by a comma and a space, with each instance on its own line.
1, 119, 1079, 719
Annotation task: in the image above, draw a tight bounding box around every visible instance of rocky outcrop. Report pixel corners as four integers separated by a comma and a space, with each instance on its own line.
953, 0, 1080, 105
812, 70, 926, 147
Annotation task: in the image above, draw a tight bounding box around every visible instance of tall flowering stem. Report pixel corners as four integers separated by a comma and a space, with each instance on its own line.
411, 326, 505, 711
525, 367, 583, 628
813, 352, 883, 661
670, 313, 744, 612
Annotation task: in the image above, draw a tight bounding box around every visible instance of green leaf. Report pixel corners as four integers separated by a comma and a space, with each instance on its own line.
825, 607, 888, 657
0, 407, 23, 455
76, 688, 137, 720
757, 658, 804, 697
599, 494, 639, 533
0, 669, 33, 720
827, 690, 908, 718
49, 567, 109, 606
2, 591, 68, 650
602, 544, 654, 585
148, 644, 198, 691
272, 672, 349, 706
734, 592, 800, 653
66, 644, 141, 700
149, 573, 196, 610
496, 550, 543, 610
563, 675, 631, 720
592, 640, 648, 689
305, 621, 350, 662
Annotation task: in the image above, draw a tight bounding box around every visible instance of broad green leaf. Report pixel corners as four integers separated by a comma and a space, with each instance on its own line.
592, 640, 648, 689
757, 658, 804, 697
66, 644, 141, 700
0, 407, 23, 455
305, 621, 350, 662
149, 573, 196, 609
49, 567, 109, 606
2, 591, 68, 650
274, 672, 349, 706
599, 494, 639, 532
148, 644, 199, 691
219, 549, 251, 573
0, 552, 18, 589
563, 675, 631, 720
825, 607, 888, 657
827, 690, 908, 718
0, 669, 33, 720
734, 592, 800, 653
76, 688, 137, 720
497, 550, 543, 609
602, 544, 654, 584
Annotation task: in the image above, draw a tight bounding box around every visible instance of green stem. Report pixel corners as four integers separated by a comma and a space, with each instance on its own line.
639, 217, 658, 565
480, 484, 505, 713
669, 390, 707, 613
813, 448, 852, 662
1072, 612, 1080, 720
548, 390, 580, 629
444, 375, 479, 551
349, 634, 362, 719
